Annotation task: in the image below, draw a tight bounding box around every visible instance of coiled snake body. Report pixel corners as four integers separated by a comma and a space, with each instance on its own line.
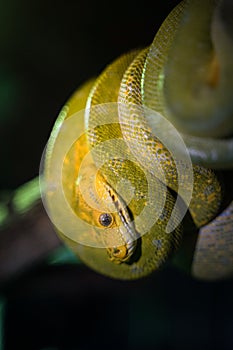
43, 0, 233, 280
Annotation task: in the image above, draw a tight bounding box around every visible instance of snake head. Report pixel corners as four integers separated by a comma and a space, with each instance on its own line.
72, 162, 139, 264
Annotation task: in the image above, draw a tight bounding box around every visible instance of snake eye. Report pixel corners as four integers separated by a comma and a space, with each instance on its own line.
99, 213, 113, 227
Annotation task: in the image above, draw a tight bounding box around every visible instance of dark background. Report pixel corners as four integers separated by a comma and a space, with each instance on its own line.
0, 0, 233, 349
0, 0, 181, 190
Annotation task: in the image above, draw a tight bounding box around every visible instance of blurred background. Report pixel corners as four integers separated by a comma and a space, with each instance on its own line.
0, 0, 232, 349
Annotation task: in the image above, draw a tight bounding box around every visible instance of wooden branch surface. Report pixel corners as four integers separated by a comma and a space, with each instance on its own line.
0, 201, 62, 288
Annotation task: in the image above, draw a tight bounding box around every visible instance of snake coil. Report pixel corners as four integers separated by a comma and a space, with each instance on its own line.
42, 0, 233, 281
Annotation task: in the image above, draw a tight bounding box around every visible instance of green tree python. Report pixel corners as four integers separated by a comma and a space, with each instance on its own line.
2, 0, 233, 281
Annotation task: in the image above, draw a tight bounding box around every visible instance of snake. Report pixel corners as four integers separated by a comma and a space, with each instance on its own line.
3, 0, 233, 281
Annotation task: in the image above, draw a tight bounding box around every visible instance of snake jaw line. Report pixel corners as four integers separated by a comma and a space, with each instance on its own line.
102, 181, 139, 264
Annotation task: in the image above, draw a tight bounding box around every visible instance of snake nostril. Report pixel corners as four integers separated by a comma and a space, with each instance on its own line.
113, 246, 127, 258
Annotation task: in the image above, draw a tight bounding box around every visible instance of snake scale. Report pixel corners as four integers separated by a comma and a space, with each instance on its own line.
28, 0, 233, 280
